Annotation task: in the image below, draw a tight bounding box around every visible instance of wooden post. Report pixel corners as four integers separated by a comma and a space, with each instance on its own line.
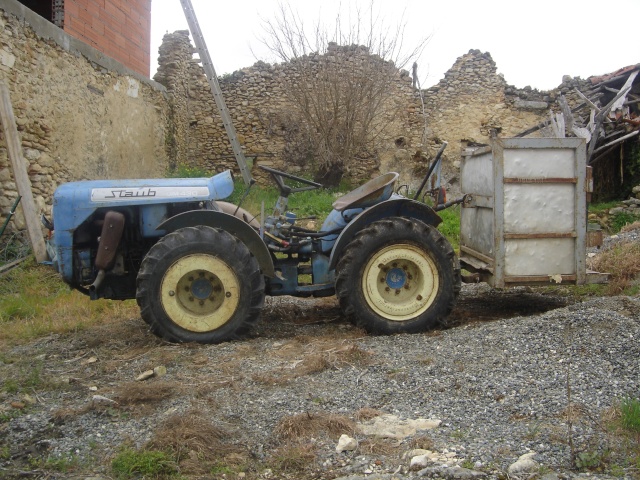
0, 81, 48, 263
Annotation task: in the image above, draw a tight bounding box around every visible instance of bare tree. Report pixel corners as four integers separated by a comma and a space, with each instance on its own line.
258, 2, 428, 185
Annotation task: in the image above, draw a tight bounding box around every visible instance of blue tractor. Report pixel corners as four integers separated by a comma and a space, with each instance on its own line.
44, 162, 461, 344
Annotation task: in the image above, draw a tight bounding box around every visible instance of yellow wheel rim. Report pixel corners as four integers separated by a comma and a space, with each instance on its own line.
160, 254, 240, 332
362, 244, 439, 321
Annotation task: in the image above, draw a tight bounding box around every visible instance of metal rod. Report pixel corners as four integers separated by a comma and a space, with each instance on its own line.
0, 195, 21, 238
414, 142, 447, 201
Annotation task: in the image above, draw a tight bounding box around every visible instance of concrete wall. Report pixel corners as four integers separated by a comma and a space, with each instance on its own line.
0, 0, 168, 229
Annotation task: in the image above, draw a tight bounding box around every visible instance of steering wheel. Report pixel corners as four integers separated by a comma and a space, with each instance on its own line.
259, 165, 323, 196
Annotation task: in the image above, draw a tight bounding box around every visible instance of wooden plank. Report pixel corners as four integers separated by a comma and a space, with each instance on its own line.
503, 177, 577, 184
504, 275, 577, 284
504, 232, 577, 239
460, 245, 494, 266
513, 102, 587, 138
0, 256, 29, 275
0, 82, 48, 263
610, 71, 638, 112
573, 88, 601, 112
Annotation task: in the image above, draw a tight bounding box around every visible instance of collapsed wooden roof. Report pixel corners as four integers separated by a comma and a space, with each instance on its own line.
517, 64, 640, 166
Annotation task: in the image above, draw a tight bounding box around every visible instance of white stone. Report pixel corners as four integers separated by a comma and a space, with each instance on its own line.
24, 149, 41, 161
508, 452, 539, 474
126, 78, 139, 98
358, 414, 441, 439
0, 49, 15, 68
335, 434, 357, 453
136, 369, 155, 381
92, 395, 117, 406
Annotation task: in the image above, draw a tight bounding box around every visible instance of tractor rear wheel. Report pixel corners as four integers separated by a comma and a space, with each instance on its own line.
336, 217, 460, 334
136, 226, 264, 343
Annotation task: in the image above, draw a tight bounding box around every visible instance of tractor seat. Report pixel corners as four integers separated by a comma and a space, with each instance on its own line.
332, 172, 399, 212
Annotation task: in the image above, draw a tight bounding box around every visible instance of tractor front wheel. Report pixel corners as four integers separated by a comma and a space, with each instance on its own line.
136, 226, 264, 343
336, 217, 460, 334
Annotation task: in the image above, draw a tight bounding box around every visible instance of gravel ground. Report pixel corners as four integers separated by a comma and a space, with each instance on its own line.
1, 231, 639, 479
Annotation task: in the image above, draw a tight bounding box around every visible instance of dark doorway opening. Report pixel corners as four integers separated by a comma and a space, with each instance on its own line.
15, 1, 64, 28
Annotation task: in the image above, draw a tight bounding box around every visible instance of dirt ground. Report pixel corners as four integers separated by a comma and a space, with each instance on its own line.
0, 281, 598, 480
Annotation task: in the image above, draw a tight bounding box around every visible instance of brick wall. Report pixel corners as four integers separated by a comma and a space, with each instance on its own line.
63, 0, 151, 77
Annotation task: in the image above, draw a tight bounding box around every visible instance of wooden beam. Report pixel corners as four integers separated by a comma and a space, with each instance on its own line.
573, 88, 601, 112
592, 130, 639, 155
0, 82, 48, 263
610, 71, 638, 112
513, 102, 587, 138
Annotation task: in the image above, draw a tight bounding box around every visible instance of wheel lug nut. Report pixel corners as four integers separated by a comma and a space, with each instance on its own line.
225, 292, 232, 298
199, 271, 205, 277
392, 262, 398, 267
199, 300, 204, 306
416, 295, 423, 301
168, 290, 175, 296
184, 286, 189, 292
404, 284, 410, 289
395, 289, 401, 295
209, 296, 215, 301
385, 287, 390, 292
188, 276, 194, 281
188, 296, 194, 302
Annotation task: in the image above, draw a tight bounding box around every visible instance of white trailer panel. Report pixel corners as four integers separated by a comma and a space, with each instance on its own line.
459, 137, 604, 287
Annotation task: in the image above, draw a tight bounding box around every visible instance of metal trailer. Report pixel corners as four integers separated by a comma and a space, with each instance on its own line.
459, 137, 607, 288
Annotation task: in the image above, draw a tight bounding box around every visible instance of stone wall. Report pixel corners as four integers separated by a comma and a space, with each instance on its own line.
154, 32, 427, 187
0, 0, 168, 230
156, 36, 594, 190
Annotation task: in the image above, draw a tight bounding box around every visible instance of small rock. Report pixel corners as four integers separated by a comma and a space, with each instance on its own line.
336, 434, 358, 452
136, 370, 155, 381
92, 395, 118, 406
508, 452, 539, 474
153, 365, 167, 377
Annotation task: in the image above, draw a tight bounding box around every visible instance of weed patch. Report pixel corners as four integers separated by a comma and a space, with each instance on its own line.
620, 397, 640, 433
588, 240, 640, 295
111, 447, 177, 479
0, 262, 138, 347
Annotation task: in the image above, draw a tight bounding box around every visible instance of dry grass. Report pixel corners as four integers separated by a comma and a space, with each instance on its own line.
588, 239, 640, 295
274, 411, 356, 441
354, 407, 384, 421
253, 337, 373, 385
621, 221, 640, 233
146, 410, 248, 475
358, 438, 402, 456
114, 380, 179, 407
268, 443, 317, 474
406, 435, 435, 451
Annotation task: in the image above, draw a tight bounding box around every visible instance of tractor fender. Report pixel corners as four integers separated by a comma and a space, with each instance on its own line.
328, 198, 442, 271
157, 210, 275, 278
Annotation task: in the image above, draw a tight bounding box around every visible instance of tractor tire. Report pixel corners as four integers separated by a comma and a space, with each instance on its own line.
335, 217, 460, 334
136, 226, 264, 344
